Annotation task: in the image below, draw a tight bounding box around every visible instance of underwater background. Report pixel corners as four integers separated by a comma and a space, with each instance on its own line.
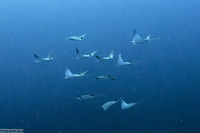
0, 0, 200, 133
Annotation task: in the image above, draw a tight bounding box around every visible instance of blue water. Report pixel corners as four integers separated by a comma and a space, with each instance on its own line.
0, 0, 200, 133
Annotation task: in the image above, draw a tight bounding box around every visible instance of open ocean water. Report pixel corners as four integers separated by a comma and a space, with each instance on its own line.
0, 0, 200, 133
